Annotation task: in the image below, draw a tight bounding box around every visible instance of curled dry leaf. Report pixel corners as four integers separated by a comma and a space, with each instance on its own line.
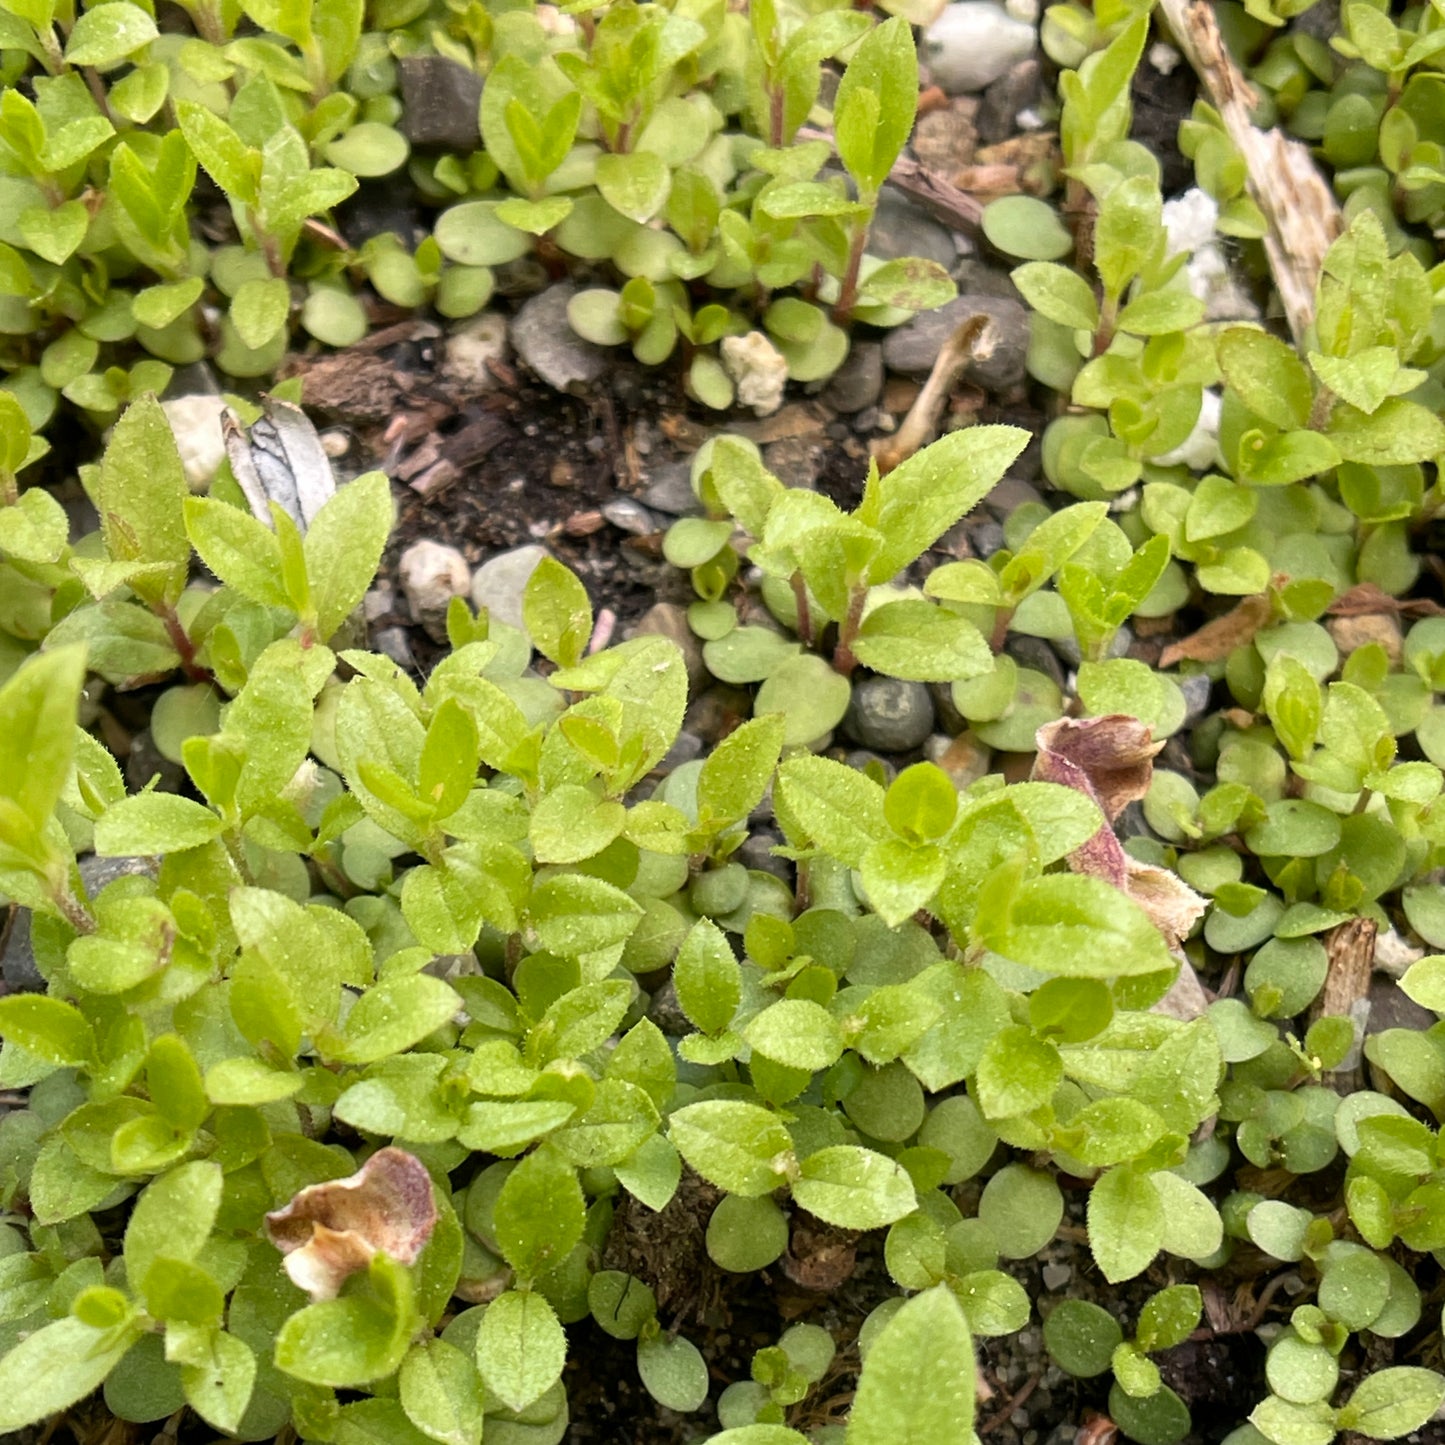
1033, 716, 1207, 960
224, 398, 338, 533
264, 1146, 438, 1301
1158, 592, 1272, 669
1033, 715, 1160, 826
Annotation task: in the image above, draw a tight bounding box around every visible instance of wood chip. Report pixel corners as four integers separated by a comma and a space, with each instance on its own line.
1154, 0, 1341, 345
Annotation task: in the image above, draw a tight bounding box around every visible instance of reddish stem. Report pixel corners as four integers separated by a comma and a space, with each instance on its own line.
832, 585, 867, 677
160, 604, 213, 684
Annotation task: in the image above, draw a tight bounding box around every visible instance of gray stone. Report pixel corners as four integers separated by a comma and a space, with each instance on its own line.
470, 544, 550, 632
737, 830, 791, 883
1055, 623, 1132, 667
821, 341, 885, 414
867, 188, 960, 270
929, 683, 967, 736
646, 978, 692, 1037
982, 474, 1045, 521
657, 730, 705, 772
640, 462, 701, 517
125, 729, 184, 795
972, 520, 1006, 558
398, 539, 471, 643
373, 626, 416, 669
922, 2, 1036, 95
400, 56, 484, 149
844, 750, 897, 784
602, 498, 658, 536
1178, 671, 1213, 725
844, 678, 936, 753
632, 601, 706, 694
977, 57, 1043, 145
762, 436, 826, 491
881, 294, 1030, 392
363, 582, 396, 624
510, 284, 609, 394
1367, 975, 1437, 1037
3, 856, 159, 994
1005, 634, 1065, 690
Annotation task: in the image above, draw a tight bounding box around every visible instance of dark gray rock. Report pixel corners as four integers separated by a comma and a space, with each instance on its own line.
641, 462, 701, 517
737, 830, 791, 883
762, 436, 826, 491
1004, 634, 1065, 690
843, 678, 936, 753
646, 978, 691, 1037
881, 294, 1029, 392
972, 520, 1006, 558
372, 626, 416, 669
1178, 671, 1213, 726
977, 57, 1043, 145
125, 729, 184, 794
868, 188, 959, 270
821, 341, 884, 414
929, 681, 967, 736
400, 56, 484, 149
510, 284, 609, 394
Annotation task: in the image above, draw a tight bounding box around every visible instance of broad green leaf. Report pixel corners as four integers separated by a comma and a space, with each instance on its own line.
0, 644, 85, 834
833, 16, 917, 197
98, 395, 189, 606
673, 918, 741, 1036
1337, 1367, 1445, 1439
0, 994, 93, 1067
1087, 1166, 1164, 1283
65, 2, 156, 64
697, 712, 784, 829
475, 1289, 564, 1412
791, 1145, 915, 1229
776, 754, 886, 867
0, 1316, 143, 1433
399, 1338, 484, 1445
858, 426, 1028, 583
304, 472, 394, 639
846, 1285, 974, 1444
493, 1146, 585, 1283
522, 556, 592, 668
668, 1100, 793, 1196
94, 792, 223, 855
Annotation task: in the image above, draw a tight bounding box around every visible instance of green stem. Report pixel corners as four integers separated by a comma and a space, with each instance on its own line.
832, 584, 867, 678
790, 572, 814, 648
52, 888, 96, 935
831, 209, 872, 326
159, 604, 213, 684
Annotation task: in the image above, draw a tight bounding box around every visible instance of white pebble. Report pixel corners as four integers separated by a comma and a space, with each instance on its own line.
161, 394, 228, 490
1155, 388, 1221, 472
399, 539, 471, 642
443, 312, 508, 390
922, 2, 1037, 95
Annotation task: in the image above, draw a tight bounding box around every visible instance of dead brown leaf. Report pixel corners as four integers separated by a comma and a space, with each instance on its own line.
1159, 593, 1273, 668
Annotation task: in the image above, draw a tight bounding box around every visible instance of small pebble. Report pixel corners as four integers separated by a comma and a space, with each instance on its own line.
922, 2, 1037, 95
399, 539, 471, 643
632, 601, 706, 693
373, 626, 415, 669
161, 394, 228, 490
844, 678, 936, 753
470, 543, 550, 631
641, 463, 701, 517
602, 498, 658, 536
1041, 1262, 1072, 1291
511, 283, 608, 394
821, 341, 885, 415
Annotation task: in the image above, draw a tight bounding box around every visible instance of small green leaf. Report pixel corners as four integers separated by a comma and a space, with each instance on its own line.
475, 1289, 565, 1412
791, 1145, 914, 1229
